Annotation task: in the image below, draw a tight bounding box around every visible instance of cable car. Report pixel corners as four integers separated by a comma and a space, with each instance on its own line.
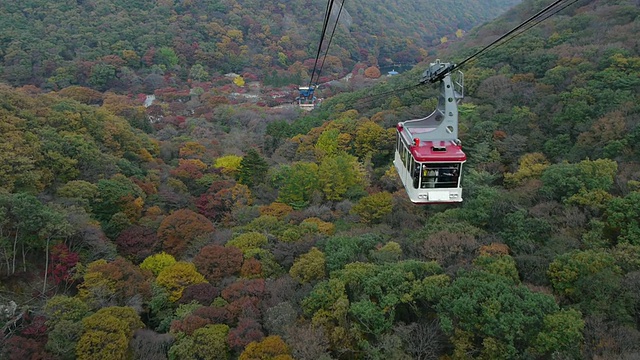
296, 86, 318, 111
394, 60, 466, 204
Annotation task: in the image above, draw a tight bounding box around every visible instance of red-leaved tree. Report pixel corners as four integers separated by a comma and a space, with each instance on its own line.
48, 243, 79, 286
193, 306, 233, 326
179, 283, 220, 305
170, 315, 211, 336
193, 245, 243, 283
227, 318, 264, 353
114, 225, 160, 264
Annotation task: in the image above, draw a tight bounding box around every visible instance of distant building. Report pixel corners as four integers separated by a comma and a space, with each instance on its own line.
144, 95, 156, 107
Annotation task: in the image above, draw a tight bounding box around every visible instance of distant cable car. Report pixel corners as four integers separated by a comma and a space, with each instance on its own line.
296, 86, 318, 111
394, 60, 465, 204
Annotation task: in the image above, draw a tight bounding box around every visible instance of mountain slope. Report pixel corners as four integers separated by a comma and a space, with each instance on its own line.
0, 0, 520, 91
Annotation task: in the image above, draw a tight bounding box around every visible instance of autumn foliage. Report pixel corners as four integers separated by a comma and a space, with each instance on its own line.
194, 245, 244, 283
363, 66, 381, 78
2, 1, 640, 359
157, 209, 215, 257
239, 335, 293, 360
115, 225, 160, 264
48, 243, 79, 286
156, 261, 207, 302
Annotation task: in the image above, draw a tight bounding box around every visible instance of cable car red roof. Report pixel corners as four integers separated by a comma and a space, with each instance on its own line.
410, 140, 466, 162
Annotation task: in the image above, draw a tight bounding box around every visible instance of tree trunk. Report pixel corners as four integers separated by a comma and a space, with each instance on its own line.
21, 243, 27, 272
42, 237, 50, 295
12, 231, 18, 274
1, 248, 9, 276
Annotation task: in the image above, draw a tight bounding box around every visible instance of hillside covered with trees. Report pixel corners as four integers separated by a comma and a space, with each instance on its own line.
0, 0, 519, 92
1, 0, 640, 359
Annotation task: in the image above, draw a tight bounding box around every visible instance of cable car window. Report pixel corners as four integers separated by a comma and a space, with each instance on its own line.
411, 160, 420, 189
420, 163, 460, 189
402, 146, 408, 168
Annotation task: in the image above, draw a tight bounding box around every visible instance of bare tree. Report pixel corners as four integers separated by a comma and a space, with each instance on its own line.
130, 329, 175, 360
420, 231, 478, 269
394, 320, 444, 360
582, 316, 640, 360
264, 301, 297, 336
285, 322, 331, 360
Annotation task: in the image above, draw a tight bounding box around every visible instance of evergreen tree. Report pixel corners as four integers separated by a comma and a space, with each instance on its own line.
238, 149, 269, 188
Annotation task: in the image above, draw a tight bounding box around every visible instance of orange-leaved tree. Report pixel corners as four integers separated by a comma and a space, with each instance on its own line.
194, 244, 244, 283
157, 209, 214, 258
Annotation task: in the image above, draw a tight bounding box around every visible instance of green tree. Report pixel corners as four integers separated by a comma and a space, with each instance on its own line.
318, 154, 367, 201
532, 309, 584, 358
315, 128, 341, 159
93, 174, 144, 223
156, 46, 179, 68
369, 241, 403, 263
350, 299, 391, 336
169, 324, 230, 360
436, 271, 581, 359
540, 159, 617, 202
0, 193, 72, 277
548, 250, 629, 321
189, 64, 210, 81
47, 319, 84, 360
89, 63, 117, 91
498, 209, 552, 255
57, 180, 98, 209
473, 254, 520, 283
354, 120, 391, 160
351, 191, 393, 224
273, 162, 320, 209
604, 191, 640, 245
289, 247, 326, 284
322, 233, 381, 272
238, 149, 269, 188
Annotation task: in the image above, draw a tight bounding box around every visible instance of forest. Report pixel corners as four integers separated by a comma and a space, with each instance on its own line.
1, 0, 640, 359
0, 0, 519, 91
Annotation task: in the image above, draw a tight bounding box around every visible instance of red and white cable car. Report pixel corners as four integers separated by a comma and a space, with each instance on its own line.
394, 60, 466, 204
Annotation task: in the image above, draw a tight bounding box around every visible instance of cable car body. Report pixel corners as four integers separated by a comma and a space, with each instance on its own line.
296, 86, 318, 111
394, 60, 466, 204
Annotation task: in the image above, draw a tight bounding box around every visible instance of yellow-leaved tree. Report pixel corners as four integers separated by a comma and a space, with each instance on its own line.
504, 152, 549, 187
215, 154, 243, 176
76, 307, 144, 360
234, 75, 245, 87
289, 247, 326, 284
140, 252, 177, 276
351, 191, 393, 224
156, 261, 207, 302
239, 335, 294, 360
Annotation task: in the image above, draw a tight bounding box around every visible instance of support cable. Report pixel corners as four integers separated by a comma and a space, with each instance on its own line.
308, 0, 336, 88
313, 0, 346, 86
